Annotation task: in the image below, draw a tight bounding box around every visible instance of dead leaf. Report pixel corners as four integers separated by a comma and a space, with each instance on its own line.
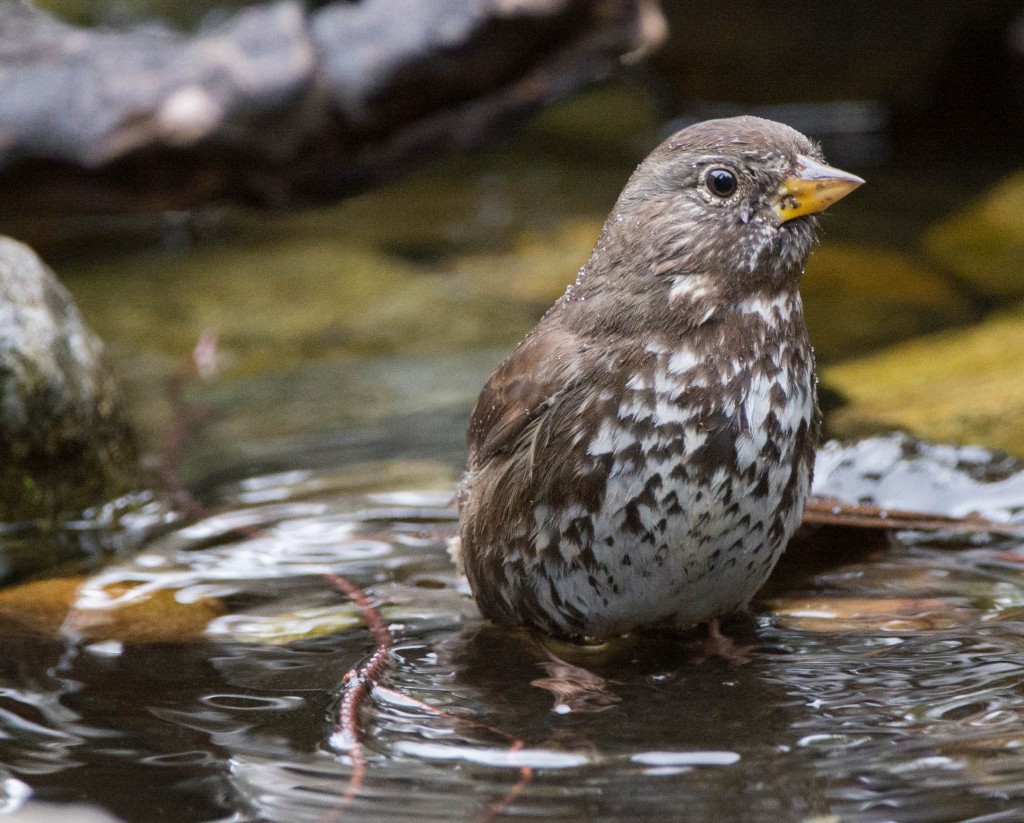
0, 577, 224, 643
769, 596, 976, 633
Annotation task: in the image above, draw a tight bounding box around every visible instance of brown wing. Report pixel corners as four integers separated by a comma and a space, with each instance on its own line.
467, 325, 593, 471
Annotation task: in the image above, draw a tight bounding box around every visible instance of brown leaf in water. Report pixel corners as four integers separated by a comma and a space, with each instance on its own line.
66, 581, 225, 644
0, 577, 224, 643
0, 577, 84, 635
769, 596, 977, 633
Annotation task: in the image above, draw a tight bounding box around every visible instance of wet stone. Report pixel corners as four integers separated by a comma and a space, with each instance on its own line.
0, 576, 224, 643
924, 169, 1024, 301
823, 308, 1024, 455
802, 243, 976, 363
768, 596, 978, 633
457, 219, 604, 308
0, 237, 137, 521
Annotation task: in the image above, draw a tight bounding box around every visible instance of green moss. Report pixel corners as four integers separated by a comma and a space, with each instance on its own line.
49, 83, 656, 379
924, 169, 1024, 300
803, 243, 977, 363
824, 306, 1024, 454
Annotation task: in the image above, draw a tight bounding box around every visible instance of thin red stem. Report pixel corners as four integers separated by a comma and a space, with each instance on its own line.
323, 573, 394, 811
160, 334, 529, 821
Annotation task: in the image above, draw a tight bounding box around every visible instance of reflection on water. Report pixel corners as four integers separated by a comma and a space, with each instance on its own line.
0, 439, 1022, 821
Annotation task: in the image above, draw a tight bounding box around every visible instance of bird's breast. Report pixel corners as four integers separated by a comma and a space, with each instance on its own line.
553, 300, 817, 633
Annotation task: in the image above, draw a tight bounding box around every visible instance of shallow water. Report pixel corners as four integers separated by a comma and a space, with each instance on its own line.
1, 435, 1024, 822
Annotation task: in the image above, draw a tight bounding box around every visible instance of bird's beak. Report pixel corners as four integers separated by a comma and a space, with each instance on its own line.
773, 155, 865, 222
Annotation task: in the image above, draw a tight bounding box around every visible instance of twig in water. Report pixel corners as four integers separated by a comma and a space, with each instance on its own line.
159, 334, 531, 822
158, 329, 219, 518
323, 573, 394, 813
802, 495, 1024, 536
158, 334, 398, 815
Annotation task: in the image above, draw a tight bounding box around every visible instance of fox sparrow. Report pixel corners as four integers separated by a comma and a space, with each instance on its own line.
453, 116, 863, 641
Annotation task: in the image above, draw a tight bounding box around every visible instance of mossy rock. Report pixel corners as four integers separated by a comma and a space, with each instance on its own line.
0, 237, 138, 520
65, 236, 548, 428
456, 218, 601, 306
823, 306, 1024, 454
923, 169, 1024, 300
802, 243, 976, 363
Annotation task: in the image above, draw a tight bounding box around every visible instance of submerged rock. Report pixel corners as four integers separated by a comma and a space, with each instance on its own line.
768, 597, 978, 633
802, 243, 976, 362
821, 172, 1024, 453
0, 237, 137, 520
924, 169, 1024, 300
823, 308, 1024, 455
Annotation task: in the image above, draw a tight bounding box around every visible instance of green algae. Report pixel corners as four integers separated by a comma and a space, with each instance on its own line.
824, 306, 1024, 454
924, 169, 1024, 300
803, 243, 977, 363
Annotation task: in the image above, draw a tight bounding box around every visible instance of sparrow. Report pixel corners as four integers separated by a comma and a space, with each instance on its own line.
453, 116, 863, 642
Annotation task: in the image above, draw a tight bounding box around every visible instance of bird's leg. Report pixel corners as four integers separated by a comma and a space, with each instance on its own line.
689, 617, 754, 664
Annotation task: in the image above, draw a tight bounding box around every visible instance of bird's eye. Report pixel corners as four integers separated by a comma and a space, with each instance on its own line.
706, 168, 737, 198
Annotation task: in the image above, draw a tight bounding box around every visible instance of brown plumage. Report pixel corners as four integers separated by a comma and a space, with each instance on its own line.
453, 116, 863, 641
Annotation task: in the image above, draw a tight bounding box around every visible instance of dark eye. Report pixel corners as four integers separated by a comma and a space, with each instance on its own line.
706, 168, 737, 198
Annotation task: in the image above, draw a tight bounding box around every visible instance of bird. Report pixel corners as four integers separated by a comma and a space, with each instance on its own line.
452, 116, 863, 646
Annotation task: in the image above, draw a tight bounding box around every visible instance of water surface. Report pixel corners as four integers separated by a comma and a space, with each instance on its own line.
2, 435, 1024, 821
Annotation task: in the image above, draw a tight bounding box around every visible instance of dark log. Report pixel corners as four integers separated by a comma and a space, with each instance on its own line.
0, 0, 665, 219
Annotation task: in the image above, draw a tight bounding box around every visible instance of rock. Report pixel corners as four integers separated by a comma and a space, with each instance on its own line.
923, 169, 1024, 300
0, 576, 81, 636
205, 605, 364, 646
823, 307, 1024, 455
811, 433, 1024, 521
0, 0, 665, 218
802, 243, 976, 363
457, 218, 604, 307
67, 579, 224, 643
0, 237, 137, 520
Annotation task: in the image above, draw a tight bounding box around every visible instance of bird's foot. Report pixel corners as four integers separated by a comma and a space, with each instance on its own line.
688, 618, 756, 665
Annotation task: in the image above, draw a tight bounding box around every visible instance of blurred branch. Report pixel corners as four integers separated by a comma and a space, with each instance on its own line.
0, 0, 665, 219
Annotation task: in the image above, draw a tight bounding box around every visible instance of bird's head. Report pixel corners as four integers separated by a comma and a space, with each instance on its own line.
586, 116, 863, 321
